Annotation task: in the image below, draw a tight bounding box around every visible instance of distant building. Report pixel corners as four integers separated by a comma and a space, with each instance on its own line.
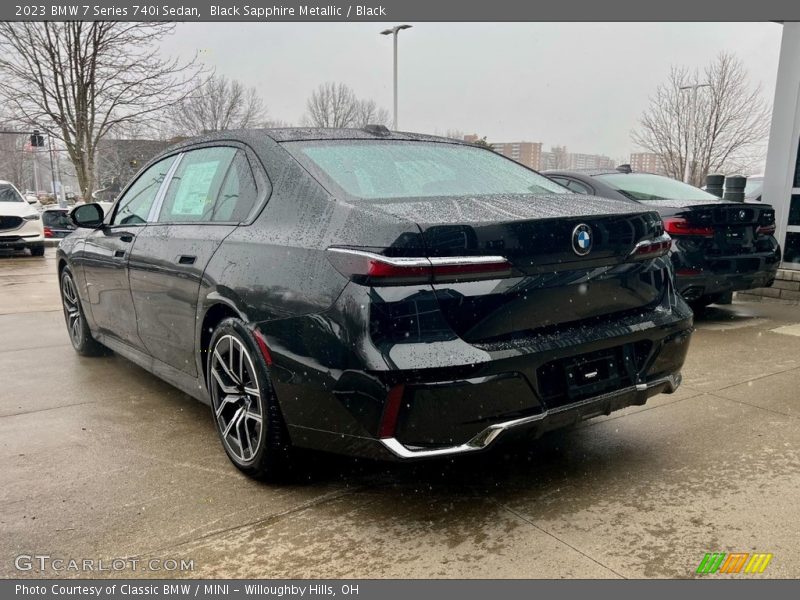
569, 153, 616, 171
463, 134, 481, 143
630, 152, 667, 175
490, 141, 543, 170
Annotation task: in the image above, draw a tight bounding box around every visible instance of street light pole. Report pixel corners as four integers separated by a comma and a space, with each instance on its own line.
380, 24, 412, 131
680, 81, 711, 185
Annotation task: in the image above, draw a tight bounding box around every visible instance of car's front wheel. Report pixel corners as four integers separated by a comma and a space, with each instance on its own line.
207, 318, 293, 480
60, 268, 107, 356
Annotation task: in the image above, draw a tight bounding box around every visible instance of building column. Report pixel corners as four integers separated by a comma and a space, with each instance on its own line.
763, 22, 800, 269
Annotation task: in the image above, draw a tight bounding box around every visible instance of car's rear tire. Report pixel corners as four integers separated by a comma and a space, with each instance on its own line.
207, 318, 293, 480
30, 244, 45, 257
60, 268, 108, 356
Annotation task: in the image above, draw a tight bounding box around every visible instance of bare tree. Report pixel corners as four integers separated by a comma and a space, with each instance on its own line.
551, 145, 571, 169
633, 52, 771, 186
354, 99, 391, 128
263, 119, 294, 129
303, 82, 389, 128
304, 82, 359, 128
0, 124, 28, 187
0, 22, 201, 199
171, 75, 269, 136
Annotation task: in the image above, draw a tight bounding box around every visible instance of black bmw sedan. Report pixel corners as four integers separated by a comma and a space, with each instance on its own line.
545, 168, 781, 309
59, 128, 693, 479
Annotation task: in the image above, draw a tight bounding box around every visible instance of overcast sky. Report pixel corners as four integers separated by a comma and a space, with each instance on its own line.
160, 22, 782, 161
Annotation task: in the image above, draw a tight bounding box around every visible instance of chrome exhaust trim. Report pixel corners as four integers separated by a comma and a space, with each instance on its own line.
379, 374, 681, 459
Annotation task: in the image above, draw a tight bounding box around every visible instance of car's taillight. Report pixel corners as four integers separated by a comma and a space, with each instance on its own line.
629, 234, 672, 260
663, 217, 714, 237
756, 224, 776, 236
326, 248, 512, 285
43, 226, 53, 238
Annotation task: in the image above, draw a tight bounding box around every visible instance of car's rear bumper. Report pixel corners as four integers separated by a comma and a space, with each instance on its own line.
264, 279, 694, 461
380, 373, 681, 459
673, 241, 781, 300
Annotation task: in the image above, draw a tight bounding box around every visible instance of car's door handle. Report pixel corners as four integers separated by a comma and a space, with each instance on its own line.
177, 255, 196, 265
114, 250, 126, 258
120, 234, 134, 243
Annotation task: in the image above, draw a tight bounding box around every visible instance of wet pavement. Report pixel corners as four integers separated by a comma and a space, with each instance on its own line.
1, 250, 799, 579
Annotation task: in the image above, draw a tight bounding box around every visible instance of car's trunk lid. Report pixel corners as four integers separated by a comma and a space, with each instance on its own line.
652, 200, 776, 255
358, 193, 671, 343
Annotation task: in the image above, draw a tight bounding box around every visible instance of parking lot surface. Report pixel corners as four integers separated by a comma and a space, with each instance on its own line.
1, 251, 799, 579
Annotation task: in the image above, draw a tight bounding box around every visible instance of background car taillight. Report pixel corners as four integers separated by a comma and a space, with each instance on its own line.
662, 217, 714, 237
629, 234, 672, 260
326, 247, 512, 285
757, 210, 776, 236
756, 224, 776, 235
43, 226, 54, 238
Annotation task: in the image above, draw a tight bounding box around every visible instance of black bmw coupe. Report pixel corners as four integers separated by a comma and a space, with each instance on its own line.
59, 128, 693, 479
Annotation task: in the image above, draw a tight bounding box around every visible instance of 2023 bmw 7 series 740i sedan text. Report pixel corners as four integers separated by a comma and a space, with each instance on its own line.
59, 127, 694, 479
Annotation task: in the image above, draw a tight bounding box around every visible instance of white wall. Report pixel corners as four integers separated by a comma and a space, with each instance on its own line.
763, 22, 800, 269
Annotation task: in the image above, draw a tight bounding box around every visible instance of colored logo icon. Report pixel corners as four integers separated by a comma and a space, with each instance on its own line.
696, 552, 773, 575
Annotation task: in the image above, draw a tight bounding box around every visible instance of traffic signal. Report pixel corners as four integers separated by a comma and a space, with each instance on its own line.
30, 130, 45, 147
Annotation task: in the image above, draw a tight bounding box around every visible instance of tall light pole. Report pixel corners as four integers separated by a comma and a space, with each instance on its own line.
380, 24, 412, 131
680, 81, 711, 184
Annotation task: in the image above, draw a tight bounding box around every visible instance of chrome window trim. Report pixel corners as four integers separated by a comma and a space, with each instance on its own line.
147, 152, 185, 223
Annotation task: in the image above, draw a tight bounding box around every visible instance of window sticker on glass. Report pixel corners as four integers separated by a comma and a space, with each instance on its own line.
172, 160, 220, 215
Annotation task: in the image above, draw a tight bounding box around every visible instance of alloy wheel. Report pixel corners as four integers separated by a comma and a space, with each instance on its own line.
209, 334, 264, 463
61, 272, 83, 347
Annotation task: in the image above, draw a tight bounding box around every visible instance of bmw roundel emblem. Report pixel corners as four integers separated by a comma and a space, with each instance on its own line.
572, 223, 593, 256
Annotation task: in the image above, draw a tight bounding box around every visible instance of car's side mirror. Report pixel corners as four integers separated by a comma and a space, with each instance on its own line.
70, 203, 105, 228
25, 196, 38, 204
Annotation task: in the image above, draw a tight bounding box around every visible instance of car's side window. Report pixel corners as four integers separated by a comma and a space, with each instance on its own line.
212, 151, 259, 222
112, 156, 176, 226
566, 180, 593, 195
157, 147, 236, 223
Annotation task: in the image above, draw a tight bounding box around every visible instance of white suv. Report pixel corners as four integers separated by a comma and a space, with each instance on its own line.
0, 180, 45, 256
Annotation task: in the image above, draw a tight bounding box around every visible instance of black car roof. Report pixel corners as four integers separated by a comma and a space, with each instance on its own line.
148, 127, 472, 168
163, 127, 466, 149
546, 169, 622, 177
261, 127, 463, 144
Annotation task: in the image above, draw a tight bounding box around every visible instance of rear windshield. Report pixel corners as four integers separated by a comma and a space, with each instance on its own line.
284, 140, 569, 199
42, 210, 71, 228
596, 173, 719, 202
745, 177, 763, 198
0, 184, 24, 202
